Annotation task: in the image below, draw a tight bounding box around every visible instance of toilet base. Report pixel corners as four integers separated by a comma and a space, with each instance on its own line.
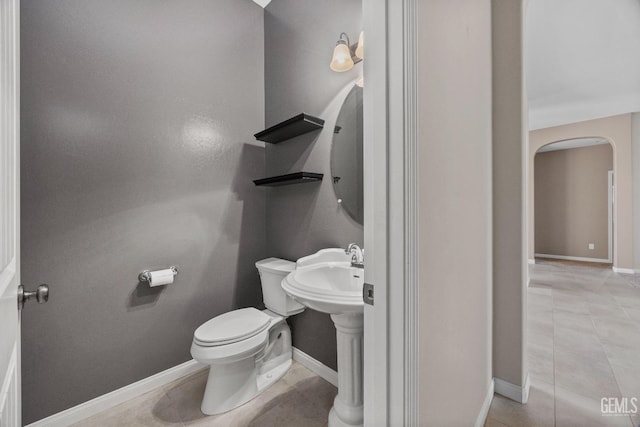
193, 311, 295, 416
200, 357, 291, 415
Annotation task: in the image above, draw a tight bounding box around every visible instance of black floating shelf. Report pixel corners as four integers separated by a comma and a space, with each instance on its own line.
254, 113, 325, 144
254, 172, 324, 187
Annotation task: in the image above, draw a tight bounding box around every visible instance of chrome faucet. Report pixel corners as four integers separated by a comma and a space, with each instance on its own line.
345, 243, 364, 269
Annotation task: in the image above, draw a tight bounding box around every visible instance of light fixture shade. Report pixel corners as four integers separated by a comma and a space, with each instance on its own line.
330, 41, 354, 72
355, 31, 364, 59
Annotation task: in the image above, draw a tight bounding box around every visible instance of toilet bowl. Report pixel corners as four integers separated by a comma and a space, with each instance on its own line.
190, 258, 305, 415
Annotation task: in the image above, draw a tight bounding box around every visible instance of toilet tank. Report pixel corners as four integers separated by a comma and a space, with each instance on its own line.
255, 258, 305, 316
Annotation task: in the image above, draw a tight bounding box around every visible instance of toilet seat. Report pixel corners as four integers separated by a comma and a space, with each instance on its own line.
194, 308, 271, 347
191, 328, 270, 364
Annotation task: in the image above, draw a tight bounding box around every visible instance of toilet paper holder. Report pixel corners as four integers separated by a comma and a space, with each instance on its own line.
138, 266, 179, 283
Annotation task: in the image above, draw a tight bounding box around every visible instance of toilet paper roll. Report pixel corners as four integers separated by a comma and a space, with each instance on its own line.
149, 269, 174, 287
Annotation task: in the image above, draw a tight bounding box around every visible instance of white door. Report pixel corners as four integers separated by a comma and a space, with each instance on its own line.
0, 0, 21, 425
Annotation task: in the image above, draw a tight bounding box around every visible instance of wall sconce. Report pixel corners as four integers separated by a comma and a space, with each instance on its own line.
330, 31, 363, 72
355, 31, 364, 60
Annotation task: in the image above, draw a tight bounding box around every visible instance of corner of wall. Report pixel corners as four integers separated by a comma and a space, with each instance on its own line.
631, 112, 640, 268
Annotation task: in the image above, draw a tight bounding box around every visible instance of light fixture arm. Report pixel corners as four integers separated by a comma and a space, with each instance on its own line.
338, 32, 351, 46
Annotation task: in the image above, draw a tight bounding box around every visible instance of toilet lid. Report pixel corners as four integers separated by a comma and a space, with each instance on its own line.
194, 308, 271, 346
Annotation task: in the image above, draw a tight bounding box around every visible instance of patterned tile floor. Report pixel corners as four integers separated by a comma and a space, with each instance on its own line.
73, 362, 336, 427
486, 259, 640, 427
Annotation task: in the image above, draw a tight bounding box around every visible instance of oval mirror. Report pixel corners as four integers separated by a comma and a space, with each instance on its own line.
331, 85, 363, 225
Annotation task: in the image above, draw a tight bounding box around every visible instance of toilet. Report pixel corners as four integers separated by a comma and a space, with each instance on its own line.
190, 257, 305, 415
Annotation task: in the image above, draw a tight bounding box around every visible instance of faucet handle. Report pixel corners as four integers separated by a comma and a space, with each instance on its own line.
346, 244, 364, 268
345, 243, 360, 254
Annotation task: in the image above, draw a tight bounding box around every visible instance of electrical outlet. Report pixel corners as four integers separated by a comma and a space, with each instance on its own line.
589, 243, 595, 250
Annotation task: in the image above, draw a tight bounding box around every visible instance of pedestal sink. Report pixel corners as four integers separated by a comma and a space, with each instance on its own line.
282, 249, 364, 427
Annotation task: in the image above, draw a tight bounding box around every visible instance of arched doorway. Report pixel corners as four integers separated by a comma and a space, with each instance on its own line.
527, 114, 634, 272
533, 137, 614, 264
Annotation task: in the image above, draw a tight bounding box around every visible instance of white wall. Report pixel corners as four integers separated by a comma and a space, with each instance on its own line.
526, 0, 640, 130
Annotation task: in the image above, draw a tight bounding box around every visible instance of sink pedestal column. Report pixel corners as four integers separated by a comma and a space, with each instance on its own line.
329, 312, 364, 427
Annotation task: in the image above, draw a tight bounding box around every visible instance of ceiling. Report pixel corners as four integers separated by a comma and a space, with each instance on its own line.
253, 0, 639, 130
252, 0, 271, 8
526, 0, 640, 130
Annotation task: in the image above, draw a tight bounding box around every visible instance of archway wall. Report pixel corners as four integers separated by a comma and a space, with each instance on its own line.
528, 113, 633, 269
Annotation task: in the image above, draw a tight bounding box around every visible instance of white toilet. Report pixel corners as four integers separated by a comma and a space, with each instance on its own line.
190, 257, 305, 415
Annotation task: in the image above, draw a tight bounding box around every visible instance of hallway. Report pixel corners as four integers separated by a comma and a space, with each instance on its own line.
486, 260, 640, 426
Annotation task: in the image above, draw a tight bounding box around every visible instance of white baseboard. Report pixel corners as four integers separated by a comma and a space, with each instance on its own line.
474, 379, 495, 427
535, 253, 610, 264
27, 349, 337, 427
522, 373, 530, 403
494, 374, 530, 404
292, 347, 338, 387
528, 259, 536, 265
26, 359, 205, 427
612, 267, 636, 274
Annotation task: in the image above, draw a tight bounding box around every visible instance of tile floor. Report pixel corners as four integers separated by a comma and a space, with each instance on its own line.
71, 259, 640, 427
73, 361, 336, 427
486, 259, 640, 427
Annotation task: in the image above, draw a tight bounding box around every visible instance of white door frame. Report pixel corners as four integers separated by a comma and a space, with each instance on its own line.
363, 0, 418, 425
0, 0, 22, 425
608, 170, 614, 264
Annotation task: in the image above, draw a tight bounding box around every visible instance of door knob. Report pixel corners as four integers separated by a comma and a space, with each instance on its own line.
18, 284, 49, 310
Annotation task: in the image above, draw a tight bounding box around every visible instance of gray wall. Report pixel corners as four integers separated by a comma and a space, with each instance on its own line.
417, 0, 493, 424
20, 0, 265, 423
264, 0, 363, 370
535, 144, 613, 260
492, 0, 528, 391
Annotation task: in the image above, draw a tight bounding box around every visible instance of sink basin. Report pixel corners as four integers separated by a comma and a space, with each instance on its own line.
282, 251, 364, 314
282, 248, 365, 427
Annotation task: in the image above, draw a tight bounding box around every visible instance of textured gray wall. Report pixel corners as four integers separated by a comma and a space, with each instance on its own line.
264, 0, 363, 370
20, 1, 265, 423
